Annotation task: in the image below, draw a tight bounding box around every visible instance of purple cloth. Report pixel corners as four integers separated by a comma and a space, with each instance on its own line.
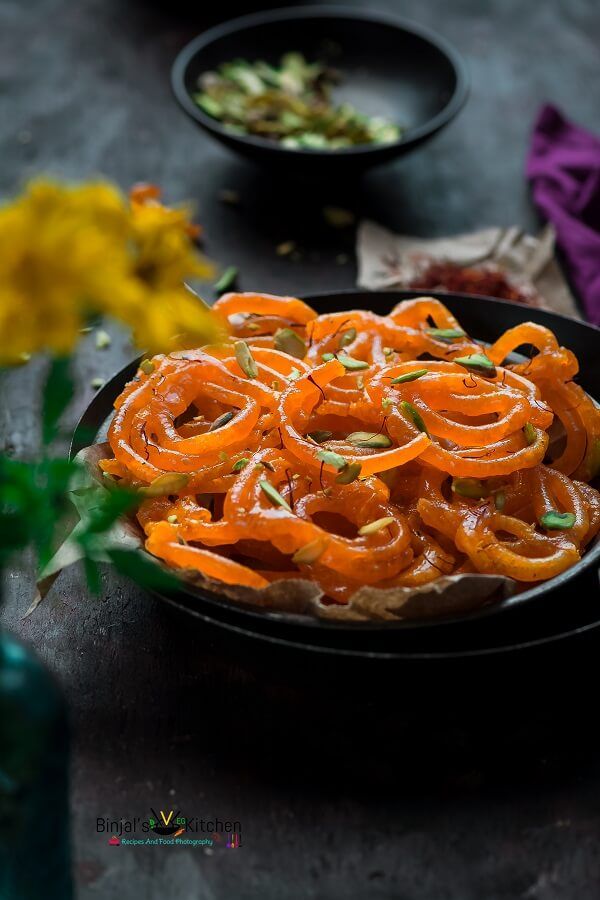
527, 104, 600, 325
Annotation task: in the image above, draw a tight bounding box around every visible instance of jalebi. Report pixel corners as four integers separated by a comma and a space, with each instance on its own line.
101, 293, 600, 605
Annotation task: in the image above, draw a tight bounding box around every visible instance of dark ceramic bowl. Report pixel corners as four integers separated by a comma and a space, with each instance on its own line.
171, 6, 469, 177
72, 291, 600, 659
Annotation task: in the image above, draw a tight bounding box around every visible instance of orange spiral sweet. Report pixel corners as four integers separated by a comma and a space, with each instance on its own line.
100, 292, 600, 609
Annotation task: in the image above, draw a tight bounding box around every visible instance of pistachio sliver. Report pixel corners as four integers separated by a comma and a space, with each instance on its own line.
452, 477, 488, 499
339, 327, 357, 348
292, 537, 329, 564
208, 411, 235, 432
321, 352, 335, 362
307, 430, 333, 444
259, 479, 292, 512
335, 462, 362, 484
539, 510, 576, 530
494, 490, 506, 511
336, 353, 369, 371
316, 449, 347, 471
139, 359, 155, 376
274, 327, 307, 360
523, 422, 537, 445
346, 431, 392, 449
453, 353, 497, 377
390, 368, 428, 384
141, 473, 189, 498
426, 327, 466, 343
214, 265, 238, 294
231, 457, 250, 472
358, 516, 395, 536
399, 401, 429, 436
234, 340, 258, 379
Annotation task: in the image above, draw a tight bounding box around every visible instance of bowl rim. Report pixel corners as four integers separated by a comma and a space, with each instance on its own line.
171, 5, 470, 158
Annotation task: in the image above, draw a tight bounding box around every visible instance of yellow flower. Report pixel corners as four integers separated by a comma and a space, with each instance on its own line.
0, 178, 219, 364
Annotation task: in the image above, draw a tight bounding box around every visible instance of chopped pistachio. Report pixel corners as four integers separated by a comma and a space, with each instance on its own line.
276, 240, 296, 256
232, 458, 250, 472
90, 377, 105, 390
336, 353, 369, 371
218, 451, 229, 462
452, 477, 488, 499
288, 367, 301, 381
494, 490, 506, 511
209, 411, 235, 432
259, 479, 292, 512
142, 472, 189, 497
316, 449, 347, 471
382, 397, 393, 411
426, 327, 466, 342
346, 431, 392, 449
322, 352, 335, 362
356, 375, 365, 390
140, 359, 155, 376
523, 423, 537, 445
95, 329, 111, 350
400, 400, 429, 435
335, 462, 362, 484
323, 206, 355, 228
358, 516, 395, 536
339, 327, 357, 348
234, 340, 258, 378
307, 430, 333, 443
453, 352, 497, 377
214, 265, 238, 293
167, 514, 178, 524
292, 537, 329, 564
391, 368, 428, 384
383, 347, 393, 357
274, 328, 306, 359
539, 510, 576, 530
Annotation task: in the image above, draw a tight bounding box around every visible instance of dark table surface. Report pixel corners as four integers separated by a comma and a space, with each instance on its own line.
2, 0, 600, 897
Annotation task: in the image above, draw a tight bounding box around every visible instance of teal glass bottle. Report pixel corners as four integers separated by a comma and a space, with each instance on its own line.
0, 631, 72, 898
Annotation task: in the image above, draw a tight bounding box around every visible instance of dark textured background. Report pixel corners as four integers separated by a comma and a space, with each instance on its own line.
2, 0, 600, 897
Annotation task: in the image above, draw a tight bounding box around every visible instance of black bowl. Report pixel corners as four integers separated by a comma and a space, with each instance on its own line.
72, 291, 600, 659
171, 6, 469, 177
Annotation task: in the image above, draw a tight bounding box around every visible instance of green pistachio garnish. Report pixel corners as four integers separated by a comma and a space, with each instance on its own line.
391, 368, 428, 385
288, 367, 301, 380
234, 340, 258, 379
232, 458, 250, 472
426, 327, 466, 343
400, 401, 429, 436
166, 514, 178, 524
523, 423, 537, 445
307, 430, 333, 443
335, 462, 362, 484
316, 449, 347, 471
452, 477, 488, 499
292, 536, 329, 564
346, 431, 392, 449
494, 490, 506, 511
259, 479, 292, 512
95, 329, 111, 350
274, 327, 306, 359
358, 516, 395, 536
382, 398, 393, 411
140, 359, 155, 376
539, 510, 576, 530
218, 451, 229, 462
141, 473, 189, 498
208, 411, 235, 432
383, 347, 393, 357
336, 353, 369, 371
339, 327, 357, 348
322, 352, 335, 362
453, 353, 497, 377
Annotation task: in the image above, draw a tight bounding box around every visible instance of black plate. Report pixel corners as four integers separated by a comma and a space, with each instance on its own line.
171, 6, 468, 177
71, 291, 600, 659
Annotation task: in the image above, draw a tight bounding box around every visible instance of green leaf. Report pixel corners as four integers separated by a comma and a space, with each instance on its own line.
539, 510, 576, 530
42, 356, 74, 444
108, 548, 181, 592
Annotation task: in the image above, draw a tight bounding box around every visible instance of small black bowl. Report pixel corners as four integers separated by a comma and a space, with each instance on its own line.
171, 6, 469, 177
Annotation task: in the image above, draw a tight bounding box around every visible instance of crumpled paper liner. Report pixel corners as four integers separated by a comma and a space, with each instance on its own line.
356, 221, 579, 319
36, 442, 517, 623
